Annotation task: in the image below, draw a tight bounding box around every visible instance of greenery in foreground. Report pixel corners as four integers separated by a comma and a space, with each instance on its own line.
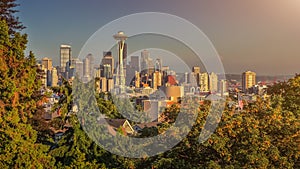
0, 1, 299, 168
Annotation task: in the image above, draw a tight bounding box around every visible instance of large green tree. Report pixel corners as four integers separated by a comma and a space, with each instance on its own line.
268, 74, 300, 119
0, 20, 54, 168
0, 1, 55, 167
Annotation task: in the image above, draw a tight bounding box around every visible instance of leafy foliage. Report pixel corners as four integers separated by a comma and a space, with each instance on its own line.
0, 20, 54, 168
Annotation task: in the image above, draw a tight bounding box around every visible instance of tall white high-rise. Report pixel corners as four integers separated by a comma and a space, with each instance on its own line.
60, 44, 71, 73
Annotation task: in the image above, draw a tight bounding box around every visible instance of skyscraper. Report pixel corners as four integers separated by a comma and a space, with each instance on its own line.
83, 56, 91, 81
73, 58, 83, 79
103, 64, 112, 78
126, 56, 140, 86
209, 72, 218, 92
107, 78, 114, 92
60, 44, 71, 73
42, 57, 52, 70
135, 71, 141, 88
101, 52, 114, 77
141, 50, 150, 74
200, 73, 209, 92
242, 71, 256, 93
86, 54, 94, 78
152, 71, 162, 90
130, 56, 140, 72
219, 79, 228, 97
155, 58, 162, 72
188, 72, 198, 86
94, 67, 101, 78
99, 77, 107, 92
148, 58, 155, 75
51, 67, 58, 87
192, 66, 201, 86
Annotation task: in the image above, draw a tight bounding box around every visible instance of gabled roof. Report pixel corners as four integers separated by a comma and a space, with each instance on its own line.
98, 118, 134, 134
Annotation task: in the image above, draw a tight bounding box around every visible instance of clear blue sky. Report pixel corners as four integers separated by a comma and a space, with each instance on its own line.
17, 0, 300, 75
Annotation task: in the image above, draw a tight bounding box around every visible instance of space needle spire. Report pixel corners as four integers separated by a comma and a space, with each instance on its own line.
113, 31, 127, 94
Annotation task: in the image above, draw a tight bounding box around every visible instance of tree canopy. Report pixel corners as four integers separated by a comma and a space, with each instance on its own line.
0, 19, 54, 168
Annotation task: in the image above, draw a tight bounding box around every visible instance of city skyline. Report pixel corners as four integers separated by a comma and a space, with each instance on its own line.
40, 45, 286, 78
41, 40, 263, 97
1, 1, 299, 167
18, 0, 300, 75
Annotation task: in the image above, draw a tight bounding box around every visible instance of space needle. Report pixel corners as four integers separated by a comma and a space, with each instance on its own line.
113, 31, 127, 94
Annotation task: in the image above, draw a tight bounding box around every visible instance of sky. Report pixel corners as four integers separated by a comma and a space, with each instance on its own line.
17, 0, 300, 75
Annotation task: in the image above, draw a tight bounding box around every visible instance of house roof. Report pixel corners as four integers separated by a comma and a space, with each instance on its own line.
98, 118, 134, 134
105, 118, 127, 128
134, 122, 161, 130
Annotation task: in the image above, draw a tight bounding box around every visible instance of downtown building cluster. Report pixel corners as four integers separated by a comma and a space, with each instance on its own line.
35, 32, 267, 120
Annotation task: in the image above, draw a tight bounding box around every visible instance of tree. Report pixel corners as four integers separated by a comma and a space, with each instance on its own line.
0, 0, 25, 35
130, 81, 299, 168
268, 74, 300, 119
0, 20, 55, 168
